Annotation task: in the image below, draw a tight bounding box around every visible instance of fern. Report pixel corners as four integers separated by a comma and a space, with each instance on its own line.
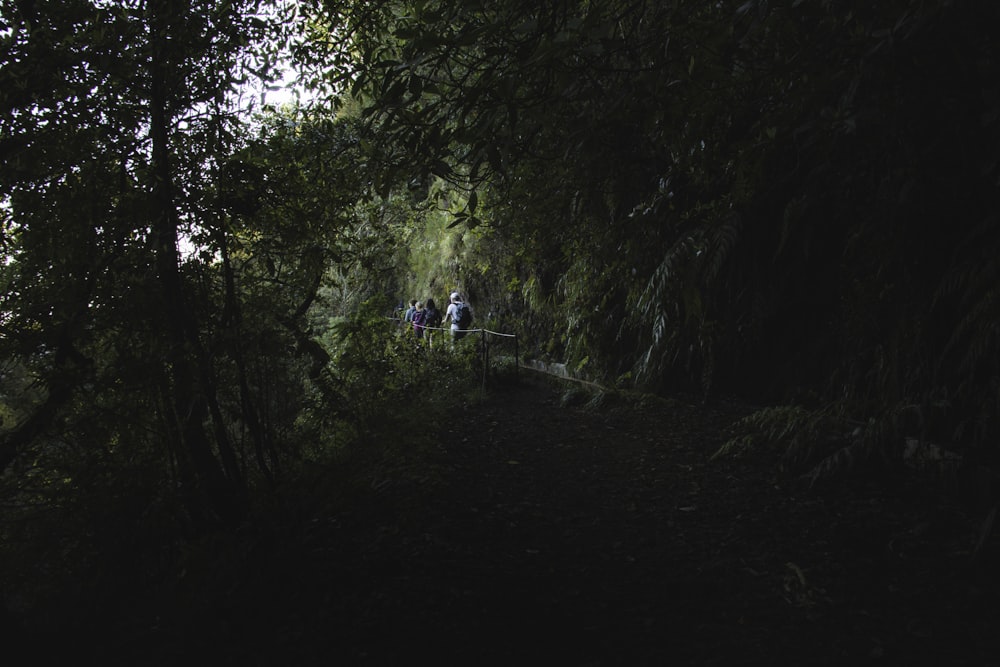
702, 214, 742, 288
633, 212, 743, 392
931, 217, 1000, 450
716, 400, 917, 487
712, 405, 816, 463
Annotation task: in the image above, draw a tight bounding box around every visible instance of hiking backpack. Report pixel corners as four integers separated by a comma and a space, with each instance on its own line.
455, 302, 473, 330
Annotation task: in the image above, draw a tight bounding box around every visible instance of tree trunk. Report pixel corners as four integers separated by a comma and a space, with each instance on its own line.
220, 230, 276, 483
148, 3, 244, 526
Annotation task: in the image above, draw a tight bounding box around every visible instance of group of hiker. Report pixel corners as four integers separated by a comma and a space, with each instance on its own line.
400, 292, 474, 342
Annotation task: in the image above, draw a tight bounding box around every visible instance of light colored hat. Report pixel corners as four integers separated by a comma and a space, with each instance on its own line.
450, 292, 460, 301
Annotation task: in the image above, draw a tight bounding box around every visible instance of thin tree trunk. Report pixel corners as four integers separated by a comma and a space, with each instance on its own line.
148, 3, 244, 524
219, 230, 275, 482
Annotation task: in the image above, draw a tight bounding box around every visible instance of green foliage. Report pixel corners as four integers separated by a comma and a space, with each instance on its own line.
0, 0, 397, 621
327, 0, 1000, 466
2, 0, 1000, 641
392, 179, 485, 304
715, 401, 913, 488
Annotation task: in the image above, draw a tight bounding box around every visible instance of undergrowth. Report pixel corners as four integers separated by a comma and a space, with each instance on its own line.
0, 304, 485, 644
713, 402, 911, 489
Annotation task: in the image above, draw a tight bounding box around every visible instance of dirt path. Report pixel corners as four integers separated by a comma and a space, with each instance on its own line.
74, 372, 999, 665
275, 372, 996, 666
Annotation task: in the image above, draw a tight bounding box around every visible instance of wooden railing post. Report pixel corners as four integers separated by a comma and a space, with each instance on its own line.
480, 329, 488, 389
514, 333, 519, 380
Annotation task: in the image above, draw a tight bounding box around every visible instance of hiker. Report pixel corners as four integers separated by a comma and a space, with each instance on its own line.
423, 298, 443, 345
403, 299, 417, 323
412, 301, 427, 338
443, 292, 473, 340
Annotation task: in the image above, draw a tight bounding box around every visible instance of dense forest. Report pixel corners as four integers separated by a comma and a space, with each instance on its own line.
2, 0, 999, 661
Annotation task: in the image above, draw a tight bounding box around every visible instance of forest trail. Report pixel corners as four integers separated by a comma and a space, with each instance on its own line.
274, 372, 998, 666
50, 373, 999, 666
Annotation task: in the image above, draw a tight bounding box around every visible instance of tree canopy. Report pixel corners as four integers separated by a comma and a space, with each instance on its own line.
318, 0, 1000, 448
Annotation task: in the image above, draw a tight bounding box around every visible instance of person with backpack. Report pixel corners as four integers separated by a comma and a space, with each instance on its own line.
411, 301, 427, 338
403, 299, 417, 324
422, 298, 443, 345
443, 291, 473, 340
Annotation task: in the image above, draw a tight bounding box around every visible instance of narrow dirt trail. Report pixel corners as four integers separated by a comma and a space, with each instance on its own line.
293, 373, 998, 666
91, 373, 998, 665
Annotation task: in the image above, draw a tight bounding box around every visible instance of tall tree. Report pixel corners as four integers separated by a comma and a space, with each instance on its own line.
0, 0, 277, 523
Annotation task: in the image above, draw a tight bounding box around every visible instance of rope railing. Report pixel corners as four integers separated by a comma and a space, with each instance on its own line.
476, 328, 520, 387
390, 317, 610, 391
390, 318, 520, 386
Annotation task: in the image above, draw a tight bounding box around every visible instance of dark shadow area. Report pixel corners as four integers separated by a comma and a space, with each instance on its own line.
9, 374, 996, 665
